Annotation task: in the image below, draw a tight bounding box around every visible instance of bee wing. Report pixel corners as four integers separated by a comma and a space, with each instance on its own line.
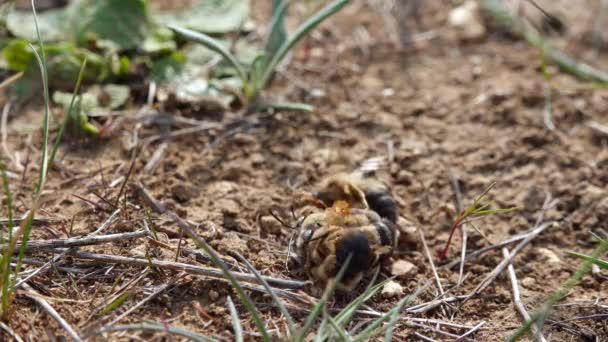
357, 156, 386, 176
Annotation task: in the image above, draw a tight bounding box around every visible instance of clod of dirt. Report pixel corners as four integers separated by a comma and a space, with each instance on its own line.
381, 280, 404, 298
536, 247, 561, 264
521, 277, 536, 289
209, 290, 220, 301
390, 260, 418, 279
397, 216, 419, 247
258, 216, 283, 235
171, 183, 199, 203
212, 232, 248, 257
448, 1, 486, 42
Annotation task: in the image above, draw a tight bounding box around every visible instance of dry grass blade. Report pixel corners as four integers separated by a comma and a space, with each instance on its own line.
60, 249, 307, 289
96, 323, 215, 341
463, 221, 551, 303
107, 283, 171, 326
227, 296, 244, 342
0, 321, 24, 342
508, 241, 608, 341
418, 229, 448, 316
502, 248, 547, 342
1, 231, 147, 252
22, 283, 82, 341
0, 72, 24, 90
164, 212, 272, 341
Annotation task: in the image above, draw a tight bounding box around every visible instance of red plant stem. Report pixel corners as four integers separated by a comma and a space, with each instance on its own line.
439, 215, 465, 261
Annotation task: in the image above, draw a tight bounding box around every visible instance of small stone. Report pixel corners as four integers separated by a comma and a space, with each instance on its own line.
382, 88, 395, 97
448, 0, 486, 41
390, 260, 418, 279
310, 88, 326, 98
209, 290, 219, 301
128, 244, 147, 258
171, 184, 199, 203
381, 280, 403, 297
537, 248, 561, 264
521, 277, 535, 289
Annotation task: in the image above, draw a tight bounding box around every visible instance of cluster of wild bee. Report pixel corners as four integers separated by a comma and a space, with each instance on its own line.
290, 171, 400, 291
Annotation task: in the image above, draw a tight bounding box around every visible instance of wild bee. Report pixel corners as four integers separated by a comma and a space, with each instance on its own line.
292, 171, 399, 291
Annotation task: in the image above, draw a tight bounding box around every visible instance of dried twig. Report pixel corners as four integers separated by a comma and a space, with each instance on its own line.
0, 321, 24, 342
456, 320, 486, 341
418, 229, 448, 316
2, 231, 146, 252
14, 209, 121, 289
462, 221, 552, 303
143, 142, 168, 174
503, 248, 547, 342
22, 283, 82, 341
448, 170, 467, 287
0, 72, 24, 89
587, 121, 608, 136
58, 249, 308, 289
413, 332, 437, 342
96, 323, 212, 341
406, 295, 469, 314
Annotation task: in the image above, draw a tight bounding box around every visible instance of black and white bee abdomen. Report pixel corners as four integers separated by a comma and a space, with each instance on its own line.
365, 190, 398, 224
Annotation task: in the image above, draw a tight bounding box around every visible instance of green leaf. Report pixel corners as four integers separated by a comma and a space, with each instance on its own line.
67, 0, 150, 50
3, 40, 32, 71
257, 0, 350, 98
156, 0, 249, 34
6, 7, 68, 42
2, 39, 106, 82
142, 27, 177, 53
150, 51, 185, 83
566, 251, 608, 269
265, 0, 289, 64
169, 25, 247, 83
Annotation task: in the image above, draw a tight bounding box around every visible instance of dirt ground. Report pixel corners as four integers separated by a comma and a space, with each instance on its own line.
2, 1, 608, 341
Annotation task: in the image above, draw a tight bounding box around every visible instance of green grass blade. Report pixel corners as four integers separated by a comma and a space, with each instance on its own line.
0, 160, 14, 318
355, 295, 410, 342
186, 234, 270, 341
48, 59, 87, 168
326, 312, 353, 341
296, 254, 352, 341
264, 0, 290, 63
473, 207, 521, 216
227, 296, 243, 342
0, 161, 13, 241
7, 0, 54, 316
334, 271, 384, 326
31, 0, 50, 195
257, 0, 349, 97
168, 25, 247, 83
235, 253, 296, 336
100, 292, 131, 316
313, 317, 328, 342
566, 250, 608, 269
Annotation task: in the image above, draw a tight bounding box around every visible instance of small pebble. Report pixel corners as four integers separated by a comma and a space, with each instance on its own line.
521, 277, 535, 289
381, 280, 403, 297
390, 260, 418, 279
